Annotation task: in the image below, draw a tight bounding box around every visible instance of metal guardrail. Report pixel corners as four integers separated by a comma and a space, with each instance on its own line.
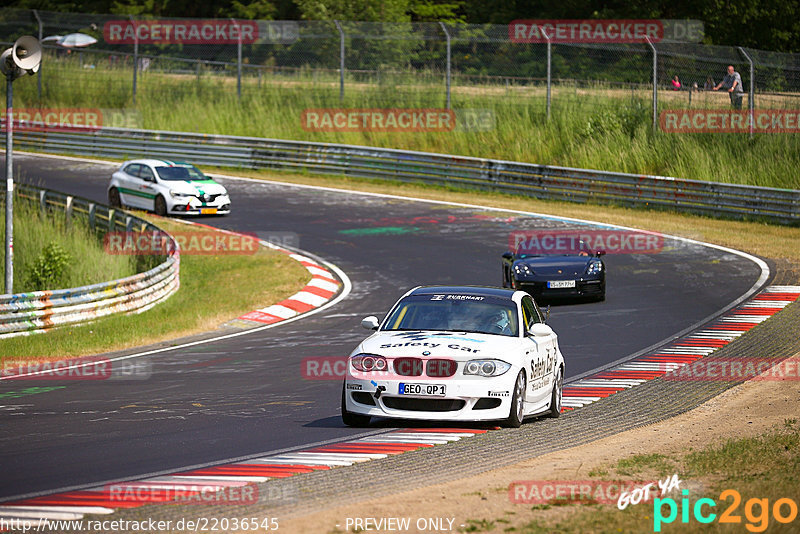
13, 126, 800, 223
0, 183, 180, 338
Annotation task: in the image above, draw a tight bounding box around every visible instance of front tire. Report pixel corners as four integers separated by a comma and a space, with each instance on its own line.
154, 195, 167, 217
503, 370, 526, 428
341, 384, 371, 427
547, 367, 563, 418
108, 187, 121, 208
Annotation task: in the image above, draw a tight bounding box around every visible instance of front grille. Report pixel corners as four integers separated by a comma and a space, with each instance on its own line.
393, 357, 423, 376
197, 193, 220, 203
426, 359, 457, 377
382, 397, 465, 412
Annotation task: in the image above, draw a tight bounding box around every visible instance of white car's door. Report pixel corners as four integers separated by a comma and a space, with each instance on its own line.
136, 164, 159, 211
521, 295, 556, 407
117, 163, 143, 208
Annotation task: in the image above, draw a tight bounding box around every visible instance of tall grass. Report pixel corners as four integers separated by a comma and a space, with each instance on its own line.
0, 196, 139, 293
12, 56, 800, 190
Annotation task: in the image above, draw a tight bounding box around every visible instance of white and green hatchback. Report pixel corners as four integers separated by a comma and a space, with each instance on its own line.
108, 159, 231, 216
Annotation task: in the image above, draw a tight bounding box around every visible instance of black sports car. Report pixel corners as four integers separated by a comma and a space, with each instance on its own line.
501, 249, 606, 301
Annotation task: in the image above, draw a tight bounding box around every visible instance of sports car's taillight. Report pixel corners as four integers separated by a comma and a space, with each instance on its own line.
350, 354, 388, 372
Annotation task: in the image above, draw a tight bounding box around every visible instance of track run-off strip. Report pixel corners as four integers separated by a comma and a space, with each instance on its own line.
2, 285, 797, 526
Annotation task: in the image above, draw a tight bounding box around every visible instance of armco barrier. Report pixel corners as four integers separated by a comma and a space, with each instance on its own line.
0, 184, 180, 338
12, 125, 800, 223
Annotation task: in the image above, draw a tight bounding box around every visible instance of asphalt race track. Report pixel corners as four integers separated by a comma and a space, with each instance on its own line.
0, 153, 767, 501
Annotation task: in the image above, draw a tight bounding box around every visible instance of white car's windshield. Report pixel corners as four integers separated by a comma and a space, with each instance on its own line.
383, 294, 518, 337
156, 165, 207, 181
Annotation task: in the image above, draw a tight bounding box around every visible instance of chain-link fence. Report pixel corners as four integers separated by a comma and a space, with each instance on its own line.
2, 8, 800, 131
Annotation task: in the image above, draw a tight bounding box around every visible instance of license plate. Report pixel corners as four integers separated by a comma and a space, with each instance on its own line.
547, 280, 576, 289
200, 208, 218, 215
399, 383, 446, 396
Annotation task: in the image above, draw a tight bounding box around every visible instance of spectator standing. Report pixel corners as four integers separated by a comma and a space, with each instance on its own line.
704, 76, 715, 90
713, 65, 744, 109
671, 75, 681, 90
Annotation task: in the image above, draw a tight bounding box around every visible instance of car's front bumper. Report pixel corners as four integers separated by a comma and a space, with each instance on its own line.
343, 374, 517, 422
167, 195, 231, 215
515, 278, 604, 299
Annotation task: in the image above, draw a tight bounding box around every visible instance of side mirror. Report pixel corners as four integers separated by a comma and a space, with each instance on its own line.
361, 316, 380, 331
529, 323, 554, 337
502, 251, 514, 260
596, 250, 606, 257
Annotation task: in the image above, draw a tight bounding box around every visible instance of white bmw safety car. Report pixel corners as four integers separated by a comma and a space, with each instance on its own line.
108, 159, 231, 216
342, 286, 565, 427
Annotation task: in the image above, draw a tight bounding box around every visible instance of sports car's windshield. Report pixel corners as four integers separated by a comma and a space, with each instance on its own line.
383, 294, 519, 337
155, 165, 207, 181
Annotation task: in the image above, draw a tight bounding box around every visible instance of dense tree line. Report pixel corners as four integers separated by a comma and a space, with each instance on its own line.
7, 0, 800, 52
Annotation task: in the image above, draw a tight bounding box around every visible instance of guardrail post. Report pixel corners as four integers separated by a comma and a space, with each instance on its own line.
738, 46, 755, 140
130, 15, 138, 105
439, 22, 451, 110
334, 20, 345, 102
88, 203, 96, 230
645, 37, 657, 132
32, 9, 43, 102
65, 196, 73, 227
108, 209, 115, 232
125, 216, 134, 232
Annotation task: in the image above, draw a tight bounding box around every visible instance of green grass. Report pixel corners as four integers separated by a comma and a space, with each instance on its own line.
0, 196, 139, 293
12, 54, 800, 190
505, 420, 800, 533
0, 215, 310, 360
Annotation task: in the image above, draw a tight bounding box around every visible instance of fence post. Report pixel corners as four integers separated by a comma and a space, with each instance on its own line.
541, 28, 552, 121
231, 18, 242, 100
645, 37, 657, 131
439, 22, 451, 110
738, 46, 755, 140
334, 20, 345, 102
130, 15, 138, 105
32, 9, 43, 102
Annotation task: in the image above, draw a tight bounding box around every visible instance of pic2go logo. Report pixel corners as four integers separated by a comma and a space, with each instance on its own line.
654, 489, 798, 532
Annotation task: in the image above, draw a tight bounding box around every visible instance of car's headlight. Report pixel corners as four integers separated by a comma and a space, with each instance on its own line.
169, 190, 191, 199
513, 263, 533, 276
463, 359, 511, 377
586, 260, 603, 275
350, 353, 388, 372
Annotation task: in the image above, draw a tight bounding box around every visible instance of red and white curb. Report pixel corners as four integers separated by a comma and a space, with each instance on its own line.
238, 251, 341, 325
0, 429, 487, 523
561, 285, 800, 409
167, 218, 343, 326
